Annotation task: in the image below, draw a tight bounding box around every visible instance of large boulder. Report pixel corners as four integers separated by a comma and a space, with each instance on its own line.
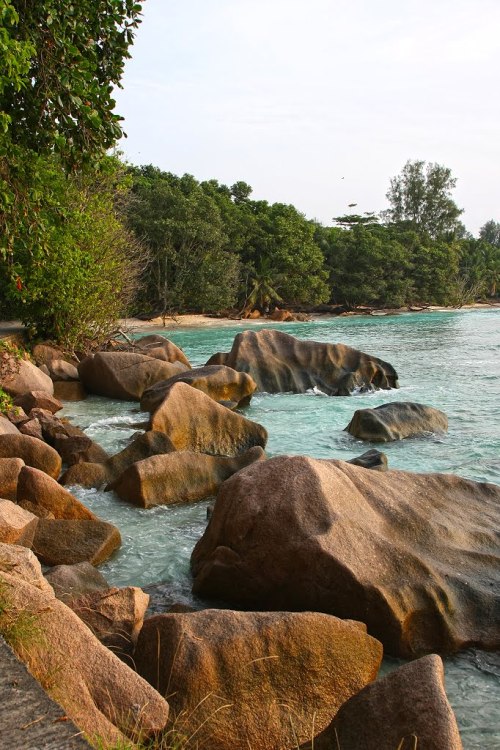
0, 357, 54, 397
60, 461, 109, 489
109, 446, 266, 508
53, 380, 87, 401
0, 434, 61, 478
345, 402, 448, 442
78, 351, 189, 400
134, 334, 191, 368
135, 609, 382, 750
0, 499, 38, 546
105, 430, 176, 483
45, 358, 80, 381
68, 586, 149, 657
150, 381, 268, 456
140, 365, 257, 412
310, 655, 462, 750
0, 570, 169, 746
33, 518, 121, 566
0, 457, 24, 500
206, 329, 398, 394
192, 455, 500, 657
0, 414, 20, 435
44, 561, 109, 602
16, 465, 96, 520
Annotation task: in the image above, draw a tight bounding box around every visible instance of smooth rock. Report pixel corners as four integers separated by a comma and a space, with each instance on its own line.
0, 434, 62, 478
46, 359, 80, 381
150, 381, 267, 456
347, 449, 388, 471
78, 351, 188, 400
191, 455, 500, 657
33, 518, 121, 566
311, 655, 463, 750
16, 466, 96, 520
135, 609, 382, 750
134, 334, 191, 367
140, 365, 257, 412
44, 561, 109, 602
0, 457, 24, 500
0, 571, 169, 746
345, 401, 448, 442
109, 446, 266, 508
0, 499, 38, 546
206, 329, 398, 394
0, 414, 20, 436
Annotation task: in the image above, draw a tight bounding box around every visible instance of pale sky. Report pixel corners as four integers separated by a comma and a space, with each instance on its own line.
114, 0, 500, 235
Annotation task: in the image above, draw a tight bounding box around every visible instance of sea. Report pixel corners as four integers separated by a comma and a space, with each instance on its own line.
61, 309, 500, 749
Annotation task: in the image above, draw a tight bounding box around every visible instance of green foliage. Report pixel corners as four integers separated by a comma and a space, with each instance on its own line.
479, 219, 500, 248
0, 157, 143, 352
0, 386, 14, 414
383, 160, 463, 238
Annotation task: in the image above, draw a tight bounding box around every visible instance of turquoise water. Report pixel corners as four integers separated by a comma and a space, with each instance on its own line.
62, 309, 500, 748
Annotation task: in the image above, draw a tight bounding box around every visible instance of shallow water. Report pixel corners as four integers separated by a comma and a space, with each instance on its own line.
62, 309, 500, 748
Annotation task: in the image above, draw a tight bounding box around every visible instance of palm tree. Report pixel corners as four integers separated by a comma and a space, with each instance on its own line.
241, 259, 283, 314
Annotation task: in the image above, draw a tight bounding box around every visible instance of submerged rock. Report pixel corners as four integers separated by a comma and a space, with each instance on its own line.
191, 455, 500, 657
345, 401, 448, 441
109, 446, 266, 508
206, 328, 398, 394
135, 609, 382, 750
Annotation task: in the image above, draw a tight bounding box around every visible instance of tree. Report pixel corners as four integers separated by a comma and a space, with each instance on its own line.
383, 160, 463, 238
479, 220, 500, 247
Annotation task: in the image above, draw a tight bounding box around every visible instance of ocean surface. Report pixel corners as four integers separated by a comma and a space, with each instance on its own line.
62, 309, 500, 749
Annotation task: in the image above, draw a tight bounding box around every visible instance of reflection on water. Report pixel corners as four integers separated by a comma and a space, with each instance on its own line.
62, 309, 500, 749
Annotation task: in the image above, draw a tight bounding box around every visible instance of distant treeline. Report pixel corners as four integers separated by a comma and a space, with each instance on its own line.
126, 161, 500, 316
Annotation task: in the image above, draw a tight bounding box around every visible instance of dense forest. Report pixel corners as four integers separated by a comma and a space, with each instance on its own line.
1, 2, 499, 352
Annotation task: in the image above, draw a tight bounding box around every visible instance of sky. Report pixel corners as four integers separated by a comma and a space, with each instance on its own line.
114, 0, 500, 235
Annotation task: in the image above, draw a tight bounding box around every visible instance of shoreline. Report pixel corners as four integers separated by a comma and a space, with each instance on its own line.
120, 301, 500, 332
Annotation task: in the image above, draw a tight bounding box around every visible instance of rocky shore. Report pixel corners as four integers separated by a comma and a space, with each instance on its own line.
1, 327, 498, 748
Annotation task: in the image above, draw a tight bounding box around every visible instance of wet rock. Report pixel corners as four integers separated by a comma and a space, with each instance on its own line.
205, 328, 398, 394
109, 446, 266, 508
141, 364, 257, 412
191, 455, 500, 657
345, 402, 448, 442
150, 381, 267, 456
60, 462, 109, 489
347, 449, 388, 471
135, 609, 382, 750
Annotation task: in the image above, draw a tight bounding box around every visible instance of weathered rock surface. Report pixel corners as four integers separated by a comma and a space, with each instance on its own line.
346, 401, 448, 442
46, 358, 80, 381
68, 586, 149, 656
16, 465, 96, 520
105, 430, 176, 483
0, 457, 24, 500
192, 455, 500, 657
53, 380, 87, 401
17, 416, 43, 440
0, 570, 169, 746
110, 446, 266, 508
310, 655, 463, 750
0, 357, 54, 397
206, 329, 398, 394
13, 390, 62, 414
33, 518, 121, 566
0, 414, 20, 435
0, 434, 62, 478
78, 351, 188, 400
135, 609, 382, 750
0, 499, 38, 546
44, 561, 109, 601
140, 364, 257, 412
134, 334, 191, 367
0, 542, 53, 594
150, 381, 268, 456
